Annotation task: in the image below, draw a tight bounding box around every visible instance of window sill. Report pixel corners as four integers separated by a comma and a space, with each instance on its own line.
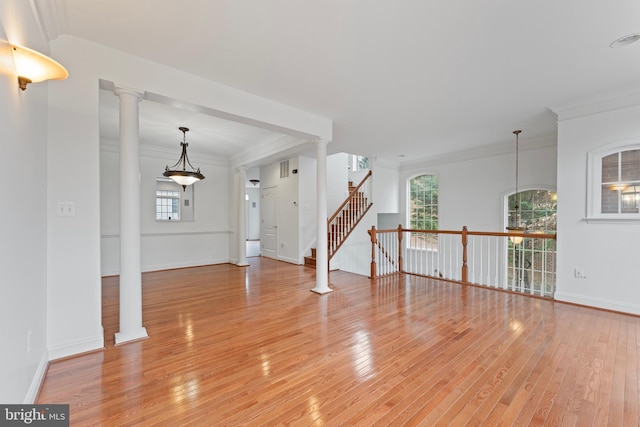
584, 217, 640, 224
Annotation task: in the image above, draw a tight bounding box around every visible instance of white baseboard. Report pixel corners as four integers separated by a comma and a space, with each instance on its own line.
48, 331, 104, 361
554, 291, 640, 316
24, 350, 49, 403
142, 258, 231, 273
102, 258, 232, 276
277, 255, 301, 265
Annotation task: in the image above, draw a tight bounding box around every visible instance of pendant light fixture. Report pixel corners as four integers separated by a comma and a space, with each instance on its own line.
163, 127, 205, 190
506, 130, 526, 244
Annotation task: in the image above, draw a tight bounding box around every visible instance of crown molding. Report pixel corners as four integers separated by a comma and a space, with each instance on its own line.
398, 135, 556, 170
100, 139, 230, 167
229, 134, 311, 168
29, 0, 68, 41
550, 89, 640, 121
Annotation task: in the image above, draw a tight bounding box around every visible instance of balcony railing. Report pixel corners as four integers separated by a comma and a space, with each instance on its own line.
368, 226, 557, 298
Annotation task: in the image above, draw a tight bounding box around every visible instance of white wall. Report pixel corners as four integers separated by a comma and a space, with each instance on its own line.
260, 157, 301, 263
299, 156, 317, 257
334, 145, 557, 277
100, 141, 232, 275
246, 187, 261, 240
401, 145, 557, 232
555, 99, 640, 315
327, 153, 349, 213
46, 35, 332, 360
331, 163, 400, 275
0, 0, 50, 403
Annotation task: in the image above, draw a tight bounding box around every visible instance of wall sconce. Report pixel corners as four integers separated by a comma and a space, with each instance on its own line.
249, 179, 260, 186
10, 44, 69, 91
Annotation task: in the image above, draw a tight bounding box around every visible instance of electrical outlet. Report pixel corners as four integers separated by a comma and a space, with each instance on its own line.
57, 201, 76, 217
574, 268, 586, 279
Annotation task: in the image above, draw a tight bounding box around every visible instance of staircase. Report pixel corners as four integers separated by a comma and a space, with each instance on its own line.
304, 248, 317, 267
305, 171, 373, 268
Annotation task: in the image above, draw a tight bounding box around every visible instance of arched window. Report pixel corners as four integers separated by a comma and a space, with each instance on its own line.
507, 189, 557, 233
587, 143, 640, 220
408, 174, 438, 248
506, 189, 557, 297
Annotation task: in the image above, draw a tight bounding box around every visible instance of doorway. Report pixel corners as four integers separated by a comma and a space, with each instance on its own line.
261, 186, 278, 260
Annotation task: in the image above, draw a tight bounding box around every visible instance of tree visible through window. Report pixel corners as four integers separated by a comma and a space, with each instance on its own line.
409, 175, 438, 248
508, 189, 557, 232
351, 155, 369, 171
507, 189, 557, 297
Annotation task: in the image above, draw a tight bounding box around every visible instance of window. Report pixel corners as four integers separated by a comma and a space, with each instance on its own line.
156, 189, 180, 220
408, 174, 438, 248
155, 178, 194, 221
507, 189, 557, 232
601, 150, 640, 214
587, 143, 640, 220
354, 156, 369, 171
506, 189, 557, 298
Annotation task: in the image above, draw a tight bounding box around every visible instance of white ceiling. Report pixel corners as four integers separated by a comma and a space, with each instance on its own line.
98, 88, 295, 161
51, 0, 640, 165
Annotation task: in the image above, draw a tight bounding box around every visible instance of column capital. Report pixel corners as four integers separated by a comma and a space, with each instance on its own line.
113, 85, 144, 100
313, 138, 330, 146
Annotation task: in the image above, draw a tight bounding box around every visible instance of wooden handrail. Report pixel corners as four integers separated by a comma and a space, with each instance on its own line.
369, 225, 558, 280
330, 203, 373, 260
328, 170, 372, 225
373, 227, 556, 240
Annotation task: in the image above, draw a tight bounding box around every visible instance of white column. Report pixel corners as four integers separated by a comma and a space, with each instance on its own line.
237, 166, 249, 266
114, 86, 148, 344
312, 139, 332, 294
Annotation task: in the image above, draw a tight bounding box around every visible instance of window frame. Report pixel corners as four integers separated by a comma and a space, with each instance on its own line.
587, 142, 640, 222
155, 177, 195, 222
156, 188, 181, 221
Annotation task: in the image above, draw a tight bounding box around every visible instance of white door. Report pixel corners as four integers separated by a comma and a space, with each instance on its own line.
261, 187, 278, 259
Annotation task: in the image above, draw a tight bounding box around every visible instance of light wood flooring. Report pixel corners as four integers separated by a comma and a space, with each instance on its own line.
38, 257, 640, 426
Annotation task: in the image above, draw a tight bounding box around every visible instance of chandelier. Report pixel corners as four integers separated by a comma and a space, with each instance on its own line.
506, 130, 526, 244
163, 127, 205, 190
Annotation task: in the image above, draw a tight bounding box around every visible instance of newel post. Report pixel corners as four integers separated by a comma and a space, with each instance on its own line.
461, 226, 468, 283
397, 224, 403, 273
369, 226, 377, 279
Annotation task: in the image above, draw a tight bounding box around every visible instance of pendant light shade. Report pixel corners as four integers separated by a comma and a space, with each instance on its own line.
163, 127, 205, 190
506, 130, 526, 244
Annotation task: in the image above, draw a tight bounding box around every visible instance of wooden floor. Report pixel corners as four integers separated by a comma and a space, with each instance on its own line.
38, 257, 640, 426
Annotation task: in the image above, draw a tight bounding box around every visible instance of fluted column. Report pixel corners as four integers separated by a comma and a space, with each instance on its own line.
312, 139, 332, 294
237, 166, 249, 266
114, 86, 148, 345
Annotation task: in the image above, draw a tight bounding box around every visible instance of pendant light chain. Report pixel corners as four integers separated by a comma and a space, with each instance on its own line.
514, 130, 521, 211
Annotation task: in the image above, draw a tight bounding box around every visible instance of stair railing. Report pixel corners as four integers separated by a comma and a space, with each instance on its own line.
327, 170, 373, 260
368, 225, 558, 298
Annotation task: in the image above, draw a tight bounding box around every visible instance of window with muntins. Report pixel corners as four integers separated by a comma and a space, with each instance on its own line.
587, 144, 640, 220
155, 177, 195, 221
601, 150, 640, 214
408, 174, 438, 248
156, 190, 180, 220
505, 189, 557, 298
